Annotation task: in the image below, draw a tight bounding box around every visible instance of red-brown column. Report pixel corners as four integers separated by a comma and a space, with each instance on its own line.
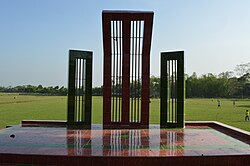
102, 13, 112, 127
141, 14, 154, 127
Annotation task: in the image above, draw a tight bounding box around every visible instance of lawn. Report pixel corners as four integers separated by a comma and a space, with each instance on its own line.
0, 93, 249, 131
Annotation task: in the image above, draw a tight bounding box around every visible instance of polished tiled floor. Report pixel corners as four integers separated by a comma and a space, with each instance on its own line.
0, 125, 249, 157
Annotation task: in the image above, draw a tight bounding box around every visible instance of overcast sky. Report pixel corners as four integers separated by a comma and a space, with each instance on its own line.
1, 0, 250, 87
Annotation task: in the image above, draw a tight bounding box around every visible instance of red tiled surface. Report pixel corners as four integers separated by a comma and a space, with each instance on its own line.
0, 124, 250, 165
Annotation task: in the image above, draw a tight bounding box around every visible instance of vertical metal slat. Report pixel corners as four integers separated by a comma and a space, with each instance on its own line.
134, 21, 138, 122
112, 21, 115, 122
82, 59, 85, 122
131, 21, 134, 122
175, 60, 178, 122
119, 21, 122, 122
171, 60, 173, 123
137, 21, 141, 122
78, 59, 81, 122
115, 20, 119, 122
75, 59, 78, 122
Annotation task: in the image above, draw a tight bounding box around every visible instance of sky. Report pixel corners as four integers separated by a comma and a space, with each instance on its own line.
0, 0, 250, 87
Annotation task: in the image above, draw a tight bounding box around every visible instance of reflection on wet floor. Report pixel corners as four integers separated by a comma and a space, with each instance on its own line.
0, 125, 249, 157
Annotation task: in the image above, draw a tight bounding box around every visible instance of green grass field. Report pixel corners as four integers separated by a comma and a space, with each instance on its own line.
0, 93, 250, 132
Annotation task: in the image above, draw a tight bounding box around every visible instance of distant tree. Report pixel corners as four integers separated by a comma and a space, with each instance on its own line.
218, 71, 234, 79
235, 62, 250, 98
186, 72, 239, 98
130, 80, 142, 97
25, 85, 35, 93
92, 86, 103, 96
150, 76, 160, 98
54, 86, 59, 90
35, 85, 43, 93
186, 72, 200, 97
0, 86, 5, 91
59, 86, 67, 95
234, 62, 250, 77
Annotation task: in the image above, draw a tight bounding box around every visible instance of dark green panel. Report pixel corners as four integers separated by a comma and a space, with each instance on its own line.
160, 51, 185, 128
67, 50, 93, 129
160, 53, 168, 126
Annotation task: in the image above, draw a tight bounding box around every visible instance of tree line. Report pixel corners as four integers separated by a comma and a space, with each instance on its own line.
185, 62, 250, 98
186, 72, 250, 98
1, 63, 250, 98
0, 85, 67, 96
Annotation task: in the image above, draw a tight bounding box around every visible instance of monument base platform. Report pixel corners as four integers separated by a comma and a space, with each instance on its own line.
0, 121, 249, 166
